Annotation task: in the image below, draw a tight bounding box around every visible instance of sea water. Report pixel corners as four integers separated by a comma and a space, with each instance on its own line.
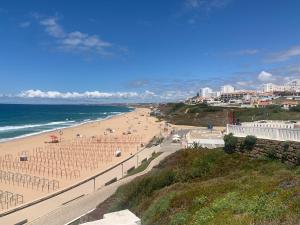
0, 104, 132, 142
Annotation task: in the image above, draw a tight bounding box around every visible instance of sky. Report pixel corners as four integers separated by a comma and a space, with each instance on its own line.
0, 0, 300, 103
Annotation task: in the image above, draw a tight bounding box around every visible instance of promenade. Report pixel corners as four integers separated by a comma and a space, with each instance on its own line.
28, 132, 185, 225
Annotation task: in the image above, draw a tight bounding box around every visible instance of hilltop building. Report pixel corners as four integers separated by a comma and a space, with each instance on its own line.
287, 79, 300, 92
221, 85, 235, 94
262, 79, 300, 93
186, 80, 300, 108
200, 87, 213, 98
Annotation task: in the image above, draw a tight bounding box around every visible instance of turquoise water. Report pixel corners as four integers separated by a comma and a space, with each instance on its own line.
0, 104, 132, 142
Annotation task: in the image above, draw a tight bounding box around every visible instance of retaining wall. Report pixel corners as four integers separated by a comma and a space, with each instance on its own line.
0, 145, 159, 225
234, 137, 300, 165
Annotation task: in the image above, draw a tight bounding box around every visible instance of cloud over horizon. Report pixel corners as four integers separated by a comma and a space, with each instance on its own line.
18, 89, 144, 99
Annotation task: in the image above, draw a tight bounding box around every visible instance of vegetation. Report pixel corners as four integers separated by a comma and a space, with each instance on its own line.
290, 105, 300, 112
223, 133, 238, 153
243, 135, 257, 151
80, 149, 300, 225
126, 152, 162, 177
266, 147, 278, 160
157, 103, 300, 126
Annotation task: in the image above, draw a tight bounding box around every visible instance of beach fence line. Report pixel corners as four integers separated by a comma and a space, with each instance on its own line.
227, 124, 300, 142
0, 170, 59, 192
0, 144, 161, 225
0, 190, 24, 211
0, 135, 143, 181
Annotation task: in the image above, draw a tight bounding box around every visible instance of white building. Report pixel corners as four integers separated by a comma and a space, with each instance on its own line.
262, 83, 286, 92
210, 91, 221, 98
221, 85, 235, 94
262, 83, 276, 92
286, 79, 300, 92
262, 80, 300, 93
200, 87, 213, 98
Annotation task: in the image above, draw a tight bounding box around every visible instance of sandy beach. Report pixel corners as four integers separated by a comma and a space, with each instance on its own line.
0, 108, 166, 210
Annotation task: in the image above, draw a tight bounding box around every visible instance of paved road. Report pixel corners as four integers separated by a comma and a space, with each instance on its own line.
28, 132, 187, 225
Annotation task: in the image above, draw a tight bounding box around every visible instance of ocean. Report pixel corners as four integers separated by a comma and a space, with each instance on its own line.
0, 104, 132, 142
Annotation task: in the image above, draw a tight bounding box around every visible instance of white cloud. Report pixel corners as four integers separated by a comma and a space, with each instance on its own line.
17, 89, 154, 99
258, 71, 273, 81
267, 45, 300, 62
40, 17, 65, 38
60, 31, 111, 53
34, 16, 114, 55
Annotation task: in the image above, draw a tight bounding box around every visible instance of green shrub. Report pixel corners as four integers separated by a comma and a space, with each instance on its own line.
266, 147, 277, 160
243, 135, 257, 151
223, 133, 238, 154
290, 105, 300, 112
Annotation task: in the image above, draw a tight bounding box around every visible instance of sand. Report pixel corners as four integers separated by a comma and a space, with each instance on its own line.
0, 108, 166, 210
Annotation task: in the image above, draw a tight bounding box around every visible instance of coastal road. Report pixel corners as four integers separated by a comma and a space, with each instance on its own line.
27, 131, 188, 225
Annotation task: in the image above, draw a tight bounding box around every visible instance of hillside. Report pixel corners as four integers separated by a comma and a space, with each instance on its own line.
157, 103, 300, 126
80, 148, 300, 225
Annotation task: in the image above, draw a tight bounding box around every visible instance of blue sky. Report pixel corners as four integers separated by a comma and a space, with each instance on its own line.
0, 0, 300, 103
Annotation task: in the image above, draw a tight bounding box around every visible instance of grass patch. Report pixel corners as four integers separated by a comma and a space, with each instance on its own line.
126, 152, 162, 177
80, 149, 300, 225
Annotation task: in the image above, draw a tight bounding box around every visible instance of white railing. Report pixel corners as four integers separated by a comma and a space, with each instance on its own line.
227, 124, 300, 142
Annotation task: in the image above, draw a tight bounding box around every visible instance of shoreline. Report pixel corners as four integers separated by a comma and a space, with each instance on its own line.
0, 110, 131, 144
0, 107, 165, 209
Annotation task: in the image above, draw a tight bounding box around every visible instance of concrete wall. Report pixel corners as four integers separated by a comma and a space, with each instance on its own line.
186, 139, 224, 149
0, 146, 159, 225
227, 124, 300, 142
